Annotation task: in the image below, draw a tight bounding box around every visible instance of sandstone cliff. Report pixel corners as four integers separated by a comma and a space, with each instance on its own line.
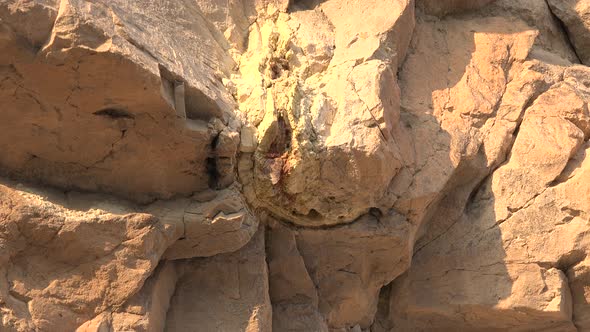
1, 0, 590, 331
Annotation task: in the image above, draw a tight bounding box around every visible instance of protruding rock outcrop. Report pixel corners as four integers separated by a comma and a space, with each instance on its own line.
237, 0, 415, 226
0, 179, 259, 331
0, 0, 239, 202
2, 0, 590, 331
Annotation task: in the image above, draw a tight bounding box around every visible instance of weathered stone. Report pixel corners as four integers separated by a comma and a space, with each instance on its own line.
2, 0, 590, 331
488, 0, 579, 65
393, 11, 539, 250
266, 222, 328, 332
240, 125, 259, 153
237, 0, 415, 226
389, 39, 590, 331
417, 0, 497, 16
76, 261, 178, 332
0, 181, 172, 331
267, 211, 412, 330
0, 178, 261, 331
0, 0, 238, 202
568, 258, 590, 330
547, 0, 590, 65
156, 187, 258, 260
164, 228, 272, 332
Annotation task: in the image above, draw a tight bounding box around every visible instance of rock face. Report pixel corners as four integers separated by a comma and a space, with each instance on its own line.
267, 213, 411, 330
237, 0, 415, 226
417, 0, 497, 16
2, 0, 590, 331
0, 0, 237, 203
548, 0, 590, 65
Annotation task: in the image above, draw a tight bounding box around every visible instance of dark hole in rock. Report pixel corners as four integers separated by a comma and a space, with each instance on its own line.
369, 207, 383, 218
306, 209, 322, 220
206, 157, 219, 189
270, 63, 281, 80
93, 108, 134, 119
211, 131, 221, 150
267, 114, 293, 158
269, 58, 290, 80
291, 208, 323, 221
557, 250, 586, 271
289, 0, 324, 11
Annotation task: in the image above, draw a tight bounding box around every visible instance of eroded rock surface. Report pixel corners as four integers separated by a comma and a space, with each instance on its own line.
0, 0, 238, 203
236, 0, 415, 226
0, 181, 171, 331
548, 0, 590, 65
165, 228, 271, 332
0, 179, 257, 331
267, 212, 411, 330
2, 0, 590, 331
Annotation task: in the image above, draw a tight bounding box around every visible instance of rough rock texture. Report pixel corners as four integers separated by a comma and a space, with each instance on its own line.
548, 0, 590, 65
2, 0, 590, 331
165, 228, 271, 332
0, 179, 258, 331
0, 181, 172, 331
0, 0, 238, 203
267, 213, 411, 330
236, 0, 416, 226
418, 0, 497, 16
